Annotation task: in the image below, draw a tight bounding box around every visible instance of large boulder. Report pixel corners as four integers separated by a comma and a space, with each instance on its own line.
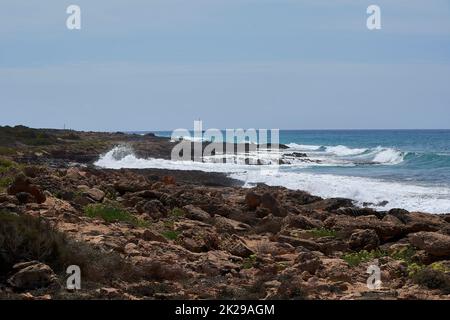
183, 205, 211, 222
408, 232, 450, 257
282, 214, 323, 230
8, 261, 57, 290
348, 229, 380, 251
7, 174, 46, 204
325, 214, 405, 242
245, 191, 261, 210
260, 193, 286, 217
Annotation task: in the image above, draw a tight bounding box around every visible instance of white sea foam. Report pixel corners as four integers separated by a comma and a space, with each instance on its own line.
95, 146, 450, 214
230, 171, 450, 214
324, 145, 367, 156
372, 148, 405, 165
286, 143, 321, 151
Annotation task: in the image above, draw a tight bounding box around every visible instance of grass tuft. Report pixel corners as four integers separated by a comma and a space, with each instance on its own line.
307, 228, 337, 238
84, 203, 149, 227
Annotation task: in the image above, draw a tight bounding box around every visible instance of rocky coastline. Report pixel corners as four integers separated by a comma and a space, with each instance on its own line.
0, 125, 449, 300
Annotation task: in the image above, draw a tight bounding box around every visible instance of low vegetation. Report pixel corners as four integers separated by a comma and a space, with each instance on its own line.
0, 212, 137, 283
307, 228, 338, 238
84, 203, 149, 227
162, 230, 180, 241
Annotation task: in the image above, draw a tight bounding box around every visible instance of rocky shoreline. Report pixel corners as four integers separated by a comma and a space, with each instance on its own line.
0, 126, 449, 300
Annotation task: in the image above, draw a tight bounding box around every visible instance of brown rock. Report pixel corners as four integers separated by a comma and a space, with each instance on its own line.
261, 193, 286, 217
245, 191, 261, 210
226, 235, 255, 258
162, 176, 176, 185
325, 214, 404, 242
408, 232, 450, 257
183, 205, 211, 222
140, 230, 168, 243
295, 251, 322, 274
8, 262, 57, 290
283, 214, 323, 230
7, 174, 46, 204
348, 229, 380, 251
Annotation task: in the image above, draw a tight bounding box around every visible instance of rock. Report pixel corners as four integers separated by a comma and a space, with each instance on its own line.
162, 176, 176, 185
226, 235, 255, 258
336, 207, 383, 219
140, 199, 167, 219
214, 216, 251, 234
183, 205, 211, 222
140, 230, 168, 243
325, 214, 404, 242
15, 192, 34, 204
124, 243, 141, 256
66, 167, 85, 180
348, 229, 380, 251
85, 187, 105, 202
286, 152, 308, 158
304, 198, 354, 212
277, 235, 321, 251
245, 191, 261, 210
181, 237, 205, 253
283, 214, 323, 230
8, 262, 57, 290
408, 232, 450, 257
387, 208, 410, 224
7, 174, 46, 204
294, 251, 322, 274
261, 193, 286, 217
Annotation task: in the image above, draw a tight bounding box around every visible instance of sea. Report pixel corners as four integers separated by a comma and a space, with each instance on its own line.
95, 130, 450, 214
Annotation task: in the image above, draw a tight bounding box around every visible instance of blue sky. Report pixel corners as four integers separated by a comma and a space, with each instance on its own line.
1, 0, 450, 130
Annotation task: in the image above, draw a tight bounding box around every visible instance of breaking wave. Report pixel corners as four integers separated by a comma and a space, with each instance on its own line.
95, 146, 450, 214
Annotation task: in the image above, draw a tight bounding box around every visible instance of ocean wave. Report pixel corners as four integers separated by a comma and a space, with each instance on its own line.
324, 145, 368, 156
230, 171, 450, 214
286, 143, 321, 151
95, 146, 450, 214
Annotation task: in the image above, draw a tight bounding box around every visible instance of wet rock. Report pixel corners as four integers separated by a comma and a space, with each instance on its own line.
304, 198, 354, 212
336, 207, 384, 219
8, 261, 57, 290
408, 232, 450, 257
348, 229, 380, 251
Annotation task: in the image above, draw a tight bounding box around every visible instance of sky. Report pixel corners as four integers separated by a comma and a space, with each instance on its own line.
1, 0, 450, 131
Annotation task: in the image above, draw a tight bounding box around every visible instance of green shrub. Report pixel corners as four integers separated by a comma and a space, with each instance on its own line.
307, 228, 337, 238
0, 212, 140, 283
342, 249, 387, 267
391, 246, 416, 264
170, 207, 185, 218
0, 213, 68, 272
84, 203, 149, 227
242, 254, 258, 269
162, 230, 180, 241
413, 268, 450, 294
